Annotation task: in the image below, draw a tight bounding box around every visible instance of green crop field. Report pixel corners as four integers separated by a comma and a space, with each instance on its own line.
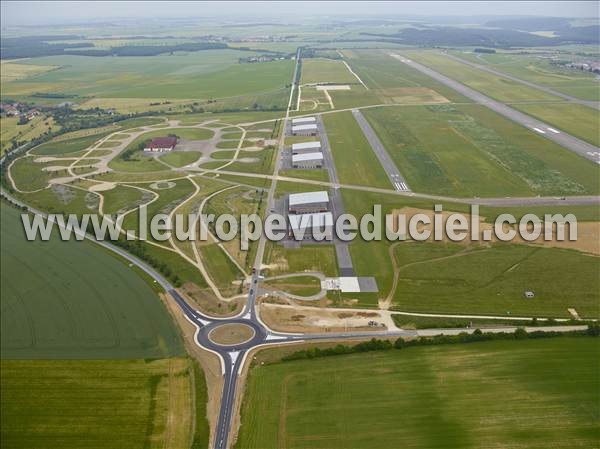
1, 357, 206, 449
0, 205, 184, 359
450, 50, 600, 101
513, 103, 600, 147
300, 58, 358, 85
236, 337, 600, 449
3, 51, 294, 101
323, 111, 390, 189
362, 104, 599, 197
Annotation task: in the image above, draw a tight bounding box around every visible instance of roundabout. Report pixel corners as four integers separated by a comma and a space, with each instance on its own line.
197, 318, 267, 352
208, 323, 256, 347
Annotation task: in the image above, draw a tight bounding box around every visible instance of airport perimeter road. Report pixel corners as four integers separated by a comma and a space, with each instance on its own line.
352, 108, 410, 192
445, 52, 600, 111
390, 53, 600, 164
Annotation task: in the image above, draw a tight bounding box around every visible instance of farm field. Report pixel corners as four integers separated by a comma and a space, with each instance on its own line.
323, 111, 390, 189
0, 115, 55, 155
362, 104, 599, 197
236, 337, 600, 449
2, 51, 294, 105
449, 50, 600, 101
0, 204, 184, 359
513, 103, 600, 147
1, 358, 205, 449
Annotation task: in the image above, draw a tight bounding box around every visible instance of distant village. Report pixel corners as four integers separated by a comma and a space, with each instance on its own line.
0, 102, 40, 123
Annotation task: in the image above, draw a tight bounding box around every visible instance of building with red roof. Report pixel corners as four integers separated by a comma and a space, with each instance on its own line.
144, 136, 177, 152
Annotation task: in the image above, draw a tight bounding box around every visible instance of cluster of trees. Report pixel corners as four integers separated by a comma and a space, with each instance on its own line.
110, 238, 182, 287
1, 35, 93, 59
362, 23, 600, 47
2, 35, 230, 59
282, 325, 599, 362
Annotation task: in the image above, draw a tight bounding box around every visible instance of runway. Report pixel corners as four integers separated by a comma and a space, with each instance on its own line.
389, 53, 600, 165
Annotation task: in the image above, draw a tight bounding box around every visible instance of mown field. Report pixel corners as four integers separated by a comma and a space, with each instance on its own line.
450, 50, 600, 101
0, 358, 205, 449
236, 337, 600, 449
0, 205, 184, 359
362, 104, 599, 197
323, 110, 390, 189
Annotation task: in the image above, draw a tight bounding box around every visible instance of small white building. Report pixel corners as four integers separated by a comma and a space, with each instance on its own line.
292, 152, 323, 169
291, 141, 321, 154
288, 190, 329, 214
291, 123, 318, 136
288, 212, 333, 240
292, 116, 316, 125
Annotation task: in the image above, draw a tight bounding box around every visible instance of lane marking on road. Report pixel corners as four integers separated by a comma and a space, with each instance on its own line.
533, 127, 546, 134
547, 127, 560, 134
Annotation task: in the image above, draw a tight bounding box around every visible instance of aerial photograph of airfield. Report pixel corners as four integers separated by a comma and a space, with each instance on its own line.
0, 1, 599, 449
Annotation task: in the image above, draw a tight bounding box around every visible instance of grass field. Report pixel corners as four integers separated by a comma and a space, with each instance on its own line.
513, 102, 600, 147
300, 58, 358, 85
342, 49, 469, 103
101, 185, 146, 215
362, 104, 599, 197
159, 151, 201, 167
3, 51, 293, 101
403, 50, 561, 102
0, 205, 184, 359
450, 50, 600, 101
264, 242, 339, 277
391, 242, 600, 318
340, 188, 600, 314
323, 111, 390, 188
1, 358, 204, 449
236, 337, 600, 449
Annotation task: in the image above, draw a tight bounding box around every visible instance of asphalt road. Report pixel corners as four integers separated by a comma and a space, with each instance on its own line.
352, 108, 411, 192
445, 52, 600, 111
389, 53, 600, 164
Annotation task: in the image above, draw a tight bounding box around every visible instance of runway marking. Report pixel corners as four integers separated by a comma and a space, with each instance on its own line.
533, 127, 546, 134
394, 181, 409, 191
547, 127, 560, 134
